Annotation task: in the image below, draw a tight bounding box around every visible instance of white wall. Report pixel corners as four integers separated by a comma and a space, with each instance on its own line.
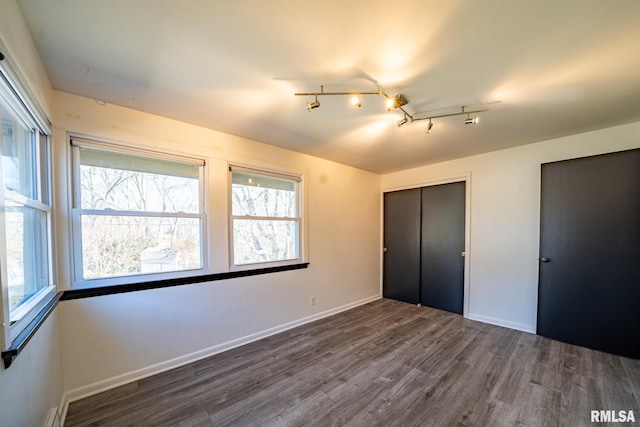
52, 91, 381, 399
0, 1, 63, 426
382, 121, 640, 332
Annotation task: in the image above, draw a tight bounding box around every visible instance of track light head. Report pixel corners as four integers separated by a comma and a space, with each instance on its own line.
397, 116, 408, 127
351, 94, 362, 108
464, 114, 479, 125
306, 95, 320, 112
385, 98, 394, 111
306, 101, 320, 111
425, 119, 433, 134
386, 94, 409, 111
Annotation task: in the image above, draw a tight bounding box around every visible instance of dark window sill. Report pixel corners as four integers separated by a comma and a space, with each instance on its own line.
61, 262, 309, 300
2, 262, 309, 368
2, 291, 62, 369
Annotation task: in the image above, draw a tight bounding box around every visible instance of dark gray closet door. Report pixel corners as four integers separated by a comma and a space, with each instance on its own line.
420, 182, 466, 314
538, 148, 640, 359
383, 188, 421, 304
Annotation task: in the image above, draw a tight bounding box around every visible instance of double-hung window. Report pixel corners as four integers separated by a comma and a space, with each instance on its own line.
0, 49, 53, 347
230, 166, 302, 267
71, 138, 206, 287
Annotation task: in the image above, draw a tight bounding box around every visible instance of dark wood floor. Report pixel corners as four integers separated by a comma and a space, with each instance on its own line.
65, 298, 640, 426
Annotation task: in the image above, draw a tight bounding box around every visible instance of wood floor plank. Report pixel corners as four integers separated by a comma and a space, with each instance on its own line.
65, 298, 640, 426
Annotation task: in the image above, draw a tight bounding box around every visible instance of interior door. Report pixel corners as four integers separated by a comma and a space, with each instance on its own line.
383, 188, 421, 304
537, 149, 640, 359
420, 182, 466, 314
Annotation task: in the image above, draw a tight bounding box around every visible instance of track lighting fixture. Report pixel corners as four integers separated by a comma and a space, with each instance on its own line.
306, 95, 320, 112
425, 119, 433, 134
295, 85, 489, 132
464, 114, 479, 125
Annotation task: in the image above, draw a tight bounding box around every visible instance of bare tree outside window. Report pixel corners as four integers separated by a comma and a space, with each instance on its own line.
231, 169, 300, 265
74, 144, 204, 281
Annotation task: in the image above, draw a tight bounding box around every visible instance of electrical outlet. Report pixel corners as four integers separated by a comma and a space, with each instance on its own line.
309, 296, 316, 306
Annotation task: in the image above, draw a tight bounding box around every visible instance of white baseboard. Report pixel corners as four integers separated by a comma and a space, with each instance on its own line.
466, 312, 536, 334
60, 294, 381, 423
58, 394, 70, 427
44, 406, 62, 427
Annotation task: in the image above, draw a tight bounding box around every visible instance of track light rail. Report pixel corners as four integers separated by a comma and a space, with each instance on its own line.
411, 106, 490, 122
294, 85, 382, 97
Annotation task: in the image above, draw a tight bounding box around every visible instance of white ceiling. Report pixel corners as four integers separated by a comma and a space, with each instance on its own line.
17, 0, 640, 173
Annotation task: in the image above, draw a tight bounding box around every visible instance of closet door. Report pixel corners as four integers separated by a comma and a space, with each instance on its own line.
538, 149, 640, 358
383, 188, 421, 304
420, 182, 466, 314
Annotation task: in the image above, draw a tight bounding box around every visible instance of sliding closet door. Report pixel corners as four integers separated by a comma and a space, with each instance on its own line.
420, 182, 466, 314
538, 149, 640, 358
383, 189, 421, 304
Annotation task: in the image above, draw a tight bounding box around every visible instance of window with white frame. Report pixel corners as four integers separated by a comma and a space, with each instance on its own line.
230, 166, 301, 266
71, 138, 206, 286
0, 54, 53, 345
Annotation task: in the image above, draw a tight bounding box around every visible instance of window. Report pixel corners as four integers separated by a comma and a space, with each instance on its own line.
0, 50, 53, 346
71, 138, 206, 286
230, 166, 302, 266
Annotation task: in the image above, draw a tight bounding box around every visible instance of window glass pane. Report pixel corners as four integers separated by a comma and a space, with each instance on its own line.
232, 171, 296, 217
233, 219, 298, 265
80, 215, 202, 279
80, 147, 200, 213
5, 203, 48, 312
1, 100, 36, 199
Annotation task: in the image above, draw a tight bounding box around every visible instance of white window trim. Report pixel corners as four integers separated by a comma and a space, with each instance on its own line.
4, 188, 51, 211
70, 136, 205, 167
69, 136, 209, 289
0, 40, 54, 349
228, 164, 305, 271
8, 286, 56, 336
0, 42, 50, 133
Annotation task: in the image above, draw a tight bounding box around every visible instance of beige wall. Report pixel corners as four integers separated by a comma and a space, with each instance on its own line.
0, 311, 63, 427
3, 0, 640, 423
382, 121, 640, 332
0, 1, 62, 426
52, 90, 382, 397
0, 0, 52, 117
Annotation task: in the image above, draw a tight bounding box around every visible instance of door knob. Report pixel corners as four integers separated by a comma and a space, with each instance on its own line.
461, 251, 466, 257
539, 256, 550, 263
383, 247, 388, 252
